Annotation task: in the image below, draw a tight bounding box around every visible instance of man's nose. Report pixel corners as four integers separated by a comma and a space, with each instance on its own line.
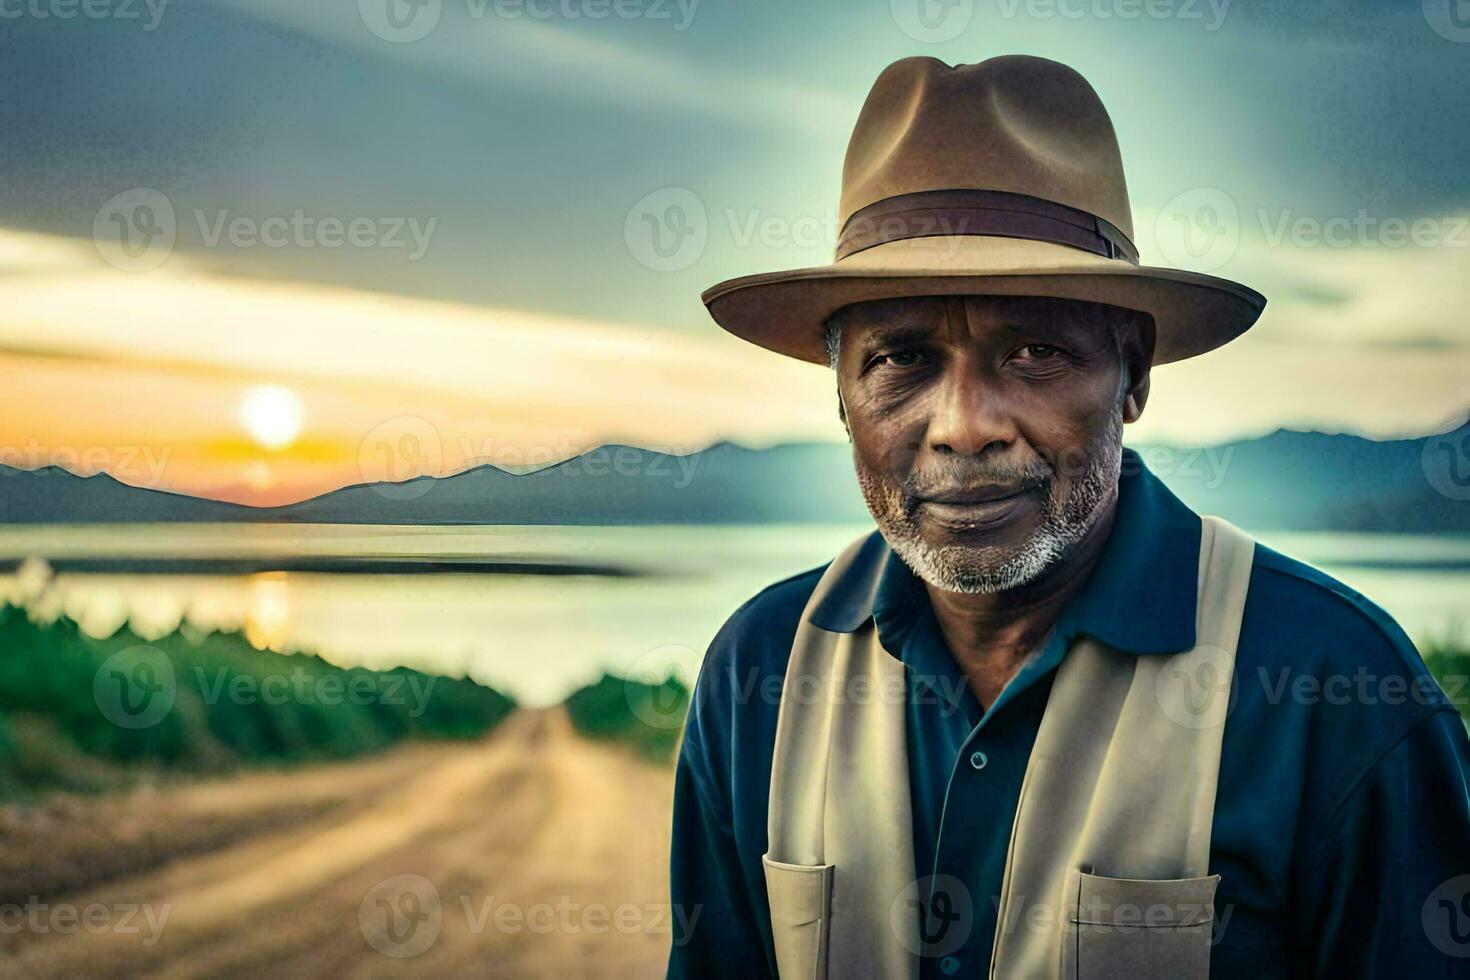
925, 367, 1016, 457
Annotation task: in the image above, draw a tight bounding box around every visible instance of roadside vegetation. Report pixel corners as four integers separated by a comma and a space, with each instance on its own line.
0, 604, 515, 799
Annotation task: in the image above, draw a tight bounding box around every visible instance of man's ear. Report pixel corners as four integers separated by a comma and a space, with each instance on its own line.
1123, 373, 1150, 423
836, 387, 851, 440
1120, 312, 1155, 424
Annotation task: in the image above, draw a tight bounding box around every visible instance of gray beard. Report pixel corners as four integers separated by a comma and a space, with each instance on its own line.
856, 409, 1124, 594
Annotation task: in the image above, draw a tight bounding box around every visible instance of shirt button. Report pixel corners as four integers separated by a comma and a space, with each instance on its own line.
940, 955, 961, 975
969, 750, 988, 770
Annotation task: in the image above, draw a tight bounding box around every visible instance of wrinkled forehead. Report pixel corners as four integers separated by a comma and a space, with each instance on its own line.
834, 295, 1131, 347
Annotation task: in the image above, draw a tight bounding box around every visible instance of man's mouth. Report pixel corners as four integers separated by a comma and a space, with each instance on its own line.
918, 485, 1030, 505
913, 484, 1039, 528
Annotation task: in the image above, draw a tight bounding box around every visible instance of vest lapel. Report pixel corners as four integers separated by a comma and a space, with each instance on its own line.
990, 515, 1252, 976
764, 532, 919, 980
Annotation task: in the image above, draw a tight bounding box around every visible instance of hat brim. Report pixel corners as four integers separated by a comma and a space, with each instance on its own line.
703, 235, 1265, 366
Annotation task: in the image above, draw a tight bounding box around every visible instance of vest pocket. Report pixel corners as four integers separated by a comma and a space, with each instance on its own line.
1061, 868, 1219, 979
762, 855, 834, 980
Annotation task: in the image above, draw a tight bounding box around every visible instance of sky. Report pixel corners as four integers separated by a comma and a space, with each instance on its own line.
1, 0, 1467, 504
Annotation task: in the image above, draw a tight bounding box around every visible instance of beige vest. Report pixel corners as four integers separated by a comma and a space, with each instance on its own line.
763, 516, 1253, 979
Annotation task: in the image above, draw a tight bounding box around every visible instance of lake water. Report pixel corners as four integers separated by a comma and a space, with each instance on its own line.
0, 523, 1466, 706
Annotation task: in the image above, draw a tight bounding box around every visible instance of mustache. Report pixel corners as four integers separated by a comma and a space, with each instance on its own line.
901, 456, 1052, 502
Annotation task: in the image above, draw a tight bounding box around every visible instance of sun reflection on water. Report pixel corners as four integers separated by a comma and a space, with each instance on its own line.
245, 571, 292, 652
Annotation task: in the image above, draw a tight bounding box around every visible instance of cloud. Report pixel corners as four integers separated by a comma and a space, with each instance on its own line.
1120, 209, 1470, 442
1132, 202, 1470, 353
209, 0, 851, 136
0, 229, 842, 457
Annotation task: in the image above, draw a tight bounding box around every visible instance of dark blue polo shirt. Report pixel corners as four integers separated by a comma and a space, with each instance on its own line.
667, 449, 1470, 978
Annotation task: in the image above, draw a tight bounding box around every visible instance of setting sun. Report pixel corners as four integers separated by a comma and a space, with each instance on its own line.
239, 385, 303, 451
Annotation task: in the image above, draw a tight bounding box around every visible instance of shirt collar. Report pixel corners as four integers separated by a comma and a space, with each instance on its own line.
807, 447, 1201, 656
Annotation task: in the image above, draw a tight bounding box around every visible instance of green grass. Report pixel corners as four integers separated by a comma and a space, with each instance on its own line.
1423, 640, 1470, 723
0, 603, 515, 798
562, 672, 691, 763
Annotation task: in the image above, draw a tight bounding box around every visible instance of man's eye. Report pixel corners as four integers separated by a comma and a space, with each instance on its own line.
1020, 344, 1060, 359
874, 350, 923, 368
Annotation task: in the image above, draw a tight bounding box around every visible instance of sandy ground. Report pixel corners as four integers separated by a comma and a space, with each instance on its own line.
0, 710, 677, 978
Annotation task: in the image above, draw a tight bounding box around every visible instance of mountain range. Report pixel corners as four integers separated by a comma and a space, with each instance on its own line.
2, 417, 1468, 533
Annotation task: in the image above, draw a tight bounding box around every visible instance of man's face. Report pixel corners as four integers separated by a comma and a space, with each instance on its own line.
833, 295, 1151, 594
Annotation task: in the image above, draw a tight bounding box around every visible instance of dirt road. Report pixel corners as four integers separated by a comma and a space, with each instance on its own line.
0, 710, 677, 978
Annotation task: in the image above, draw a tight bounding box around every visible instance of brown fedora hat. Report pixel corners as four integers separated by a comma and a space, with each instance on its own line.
703, 55, 1265, 366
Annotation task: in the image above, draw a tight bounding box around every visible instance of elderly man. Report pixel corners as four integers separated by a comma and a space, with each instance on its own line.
667, 55, 1470, 978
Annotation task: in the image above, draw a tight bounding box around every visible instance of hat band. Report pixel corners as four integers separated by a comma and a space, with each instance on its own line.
836, 189, 1139, 264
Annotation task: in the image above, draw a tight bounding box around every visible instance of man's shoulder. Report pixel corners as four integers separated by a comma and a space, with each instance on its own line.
701, 562, 830, 682
1244, 541, 1442, 690
1229, 538, 1469, 856
1234, 539, 1458, 768
683, 563, 830, 768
